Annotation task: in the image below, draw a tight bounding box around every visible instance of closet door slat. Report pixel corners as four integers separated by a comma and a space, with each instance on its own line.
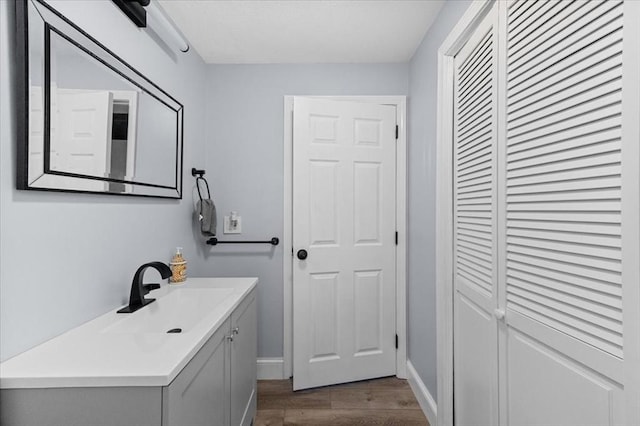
506, 219, 620, 238
507, 255, 623, 295
509, 1, 617, 75
507, 266, 622, 307
506, 296, 623, 358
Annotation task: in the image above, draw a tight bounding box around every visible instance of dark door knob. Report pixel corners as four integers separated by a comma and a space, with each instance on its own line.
297, 249, 308, 260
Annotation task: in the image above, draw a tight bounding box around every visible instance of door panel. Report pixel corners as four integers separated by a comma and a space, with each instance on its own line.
507, 330, 624, 426
309, 160, 339, 245
308, 272, 339, 362
503, 0, 626, 406
499, 0, 634, 424
454, 293, 497, 426
453, 4, 499, 425
354, 269, 383, 355
354, 162, 382, 244
293, 97, 396, 390
53, 89, 113, 191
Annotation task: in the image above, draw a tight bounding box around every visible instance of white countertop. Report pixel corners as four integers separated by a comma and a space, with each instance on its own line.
0, 277, 257, 389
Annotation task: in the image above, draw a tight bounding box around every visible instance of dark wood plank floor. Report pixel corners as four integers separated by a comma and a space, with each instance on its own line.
255, 377, 429, 426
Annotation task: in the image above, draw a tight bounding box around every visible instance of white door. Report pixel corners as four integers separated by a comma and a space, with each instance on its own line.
499, 1, 634, 424
28, 86, 44, 184
450, 1, 640, 424
52, 89, 113, 190
452, 5, 499, 426
292, 97, 397, 391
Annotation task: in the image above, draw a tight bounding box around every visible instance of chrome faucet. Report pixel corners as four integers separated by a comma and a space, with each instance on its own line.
117, 261, 172, 313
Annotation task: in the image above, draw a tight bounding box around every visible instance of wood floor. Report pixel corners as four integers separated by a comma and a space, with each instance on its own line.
255, 376, 429, 426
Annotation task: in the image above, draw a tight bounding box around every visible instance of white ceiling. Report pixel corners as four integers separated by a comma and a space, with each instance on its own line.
158, 0, 445, 64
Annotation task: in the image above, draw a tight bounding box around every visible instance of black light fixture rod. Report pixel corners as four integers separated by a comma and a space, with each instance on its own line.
113, 0, 146, 27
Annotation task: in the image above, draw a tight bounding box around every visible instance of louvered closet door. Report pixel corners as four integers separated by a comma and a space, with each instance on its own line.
501, 1, 638, 424
453, 5, 499, 426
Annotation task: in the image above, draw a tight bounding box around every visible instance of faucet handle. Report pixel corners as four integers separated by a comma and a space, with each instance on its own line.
142, 283, 161, 294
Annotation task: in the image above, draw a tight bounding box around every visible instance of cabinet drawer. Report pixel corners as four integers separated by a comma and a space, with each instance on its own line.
0, 386, 162, 426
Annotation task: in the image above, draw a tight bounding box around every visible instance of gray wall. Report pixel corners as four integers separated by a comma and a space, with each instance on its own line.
0, 0, 208, 361
201, 64, 409, 357
406, 0, 472, 402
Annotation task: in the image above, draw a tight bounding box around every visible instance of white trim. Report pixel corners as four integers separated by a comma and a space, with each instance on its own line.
621, 1, 640, 422
435, 2, 495, 426
495, 2, 509, 424
257, 358, 285, 380
407, 360, 437, 426
283, 95, 408, 380
283, 96, 294, 379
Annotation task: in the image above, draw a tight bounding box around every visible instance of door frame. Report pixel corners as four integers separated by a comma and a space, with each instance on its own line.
283, 95, 408, 381
109, 90, 138, 183
436, 2, 495, 426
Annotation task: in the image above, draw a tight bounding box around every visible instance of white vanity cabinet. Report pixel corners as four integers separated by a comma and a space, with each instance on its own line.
0, 279, 257, 426
163, 288, 257, 426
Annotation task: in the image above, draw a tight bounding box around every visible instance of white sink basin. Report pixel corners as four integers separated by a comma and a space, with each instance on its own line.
103, 287, 235, 334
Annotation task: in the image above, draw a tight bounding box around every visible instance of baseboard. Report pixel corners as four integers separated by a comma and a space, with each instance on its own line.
257, 358, 285, 380
407, 360, 437, 426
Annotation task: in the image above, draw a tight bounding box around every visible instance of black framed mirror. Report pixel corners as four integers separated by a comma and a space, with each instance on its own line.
15, 0, 184, 198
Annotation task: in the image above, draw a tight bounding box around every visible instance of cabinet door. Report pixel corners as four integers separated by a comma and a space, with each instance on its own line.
163, 318, 230, 426
230, 290, 257, 426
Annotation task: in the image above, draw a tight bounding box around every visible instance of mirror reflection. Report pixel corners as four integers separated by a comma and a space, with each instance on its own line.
19, 0, 184, 198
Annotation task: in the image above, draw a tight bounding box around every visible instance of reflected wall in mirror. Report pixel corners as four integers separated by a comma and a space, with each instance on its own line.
16, 0, 184, 198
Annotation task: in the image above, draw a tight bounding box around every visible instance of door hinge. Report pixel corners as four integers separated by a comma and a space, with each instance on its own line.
395, 334, 399, 349
395, 125, 399, 140
395, 231, 398, 245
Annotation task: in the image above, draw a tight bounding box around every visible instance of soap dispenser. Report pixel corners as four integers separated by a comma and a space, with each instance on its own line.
170, 247, 187, 284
